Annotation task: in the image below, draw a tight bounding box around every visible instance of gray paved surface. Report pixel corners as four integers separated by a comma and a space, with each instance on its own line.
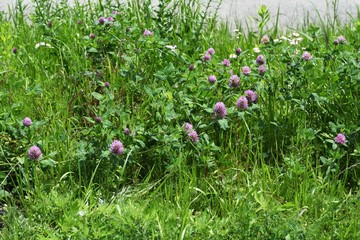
1, 0, 359, 27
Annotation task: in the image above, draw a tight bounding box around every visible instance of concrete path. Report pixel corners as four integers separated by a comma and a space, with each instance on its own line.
1, 0, 358, 28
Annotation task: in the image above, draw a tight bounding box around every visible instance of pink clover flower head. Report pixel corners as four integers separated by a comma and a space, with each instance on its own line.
98, 17, 107, 24
89, 33, 95, 39
258, 65, 266, 75
236, 96, 248, 110
208, 75, 217, 84
236, 48, 242, 55
256, 55, 266, 65
95, 116, 102, 123
107, 16, 115, 22
302, 51, 312, 61
229, 74, 240, 88
12, 47, 17, 54
334, 35, 346, 45
110, 140, 124, 155
334, 133, 346, 145
23, 117, 32, 127
222, 59, 231, 67
242, 66, 251, 76
188, 64, 195, 71
113, 10, 121, 15
183, 122, 193, 132
261, 35, 270, 44
207, 48, 215, 55
187, 130, 199, 142
124, 127, 130, 135
202, 53, 211, 62
214, 102, 227, 118
244, 90, 258, 104
105, 81, 110, 88
28, 146, 42, 160
143, 29, 153, 36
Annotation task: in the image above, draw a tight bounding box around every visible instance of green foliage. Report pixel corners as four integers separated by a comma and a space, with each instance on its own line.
0, 0, 359, 239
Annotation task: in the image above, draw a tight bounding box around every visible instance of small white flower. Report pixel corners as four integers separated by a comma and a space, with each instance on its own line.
165, 45, 177, 51
296, 37, 303, 42
253, 47, 261, 53
273, 39, 280, 43
35, 42, 53, 49
280, 36, 288, 41
292, 32, 300, 37
233, 29, 239, 32
78, 210, 86, 217
289, 40, 297, 45
229, 54, 237, 59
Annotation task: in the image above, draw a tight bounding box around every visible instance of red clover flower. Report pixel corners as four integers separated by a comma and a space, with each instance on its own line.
207, 48, 215, 55
28, 146, 42, 160
236, 96, 248, 110
110, 140, 124, 155
242, 66, 251, 76
302, 51, 312, 61
208, 75, 217, 84
23, 117, 32, 127
229, 74, 240, 88
334, 133, 346, 145
214, 102, 227, 118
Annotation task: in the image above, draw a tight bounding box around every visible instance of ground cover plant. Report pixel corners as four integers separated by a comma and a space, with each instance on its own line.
0, 0, 359, 239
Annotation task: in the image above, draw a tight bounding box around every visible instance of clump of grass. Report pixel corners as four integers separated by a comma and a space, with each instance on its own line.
0, 0, 359, 239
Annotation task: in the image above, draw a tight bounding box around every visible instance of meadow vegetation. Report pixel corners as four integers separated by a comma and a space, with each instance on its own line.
0, 0, 359, 239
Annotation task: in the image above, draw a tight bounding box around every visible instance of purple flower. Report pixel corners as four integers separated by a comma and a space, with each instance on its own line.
89, 33, 95, 39
105, 82, 110, 88
113, 10, 121, 15
98, 17, 106, 24
183, 122, 193, 132
214, 102, 227, 118
95, 116, 102, 123
334, 35, 346, 45
302, 51, 312, 61
188, 64, 195, 71
222, 59, 231, 67
258, 65, 266, 75
229, 74, 240, 88
143, 29, 153, 36
208, 75, 217, 84
12, 47, 17, 54
236, 96, 248, 110
236, 48, 242, 55
202, 53, 211, 62
334, 133, 346, 145
261, 35, 270, 44
207, 48, 215, 55
47, 21, 52, 28
242, 66, 251, 76
124, 128, 130, 135
256, 55, 265, 65
110, 140, 124, 155
28, 146, 42, 160
107, 16, 115, 22
23, 117, 32, 127
188, 130, 199, 142
244, 90, 258, 104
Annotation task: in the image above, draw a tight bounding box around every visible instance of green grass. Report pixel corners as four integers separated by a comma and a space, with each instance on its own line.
0, 0, 359, 239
